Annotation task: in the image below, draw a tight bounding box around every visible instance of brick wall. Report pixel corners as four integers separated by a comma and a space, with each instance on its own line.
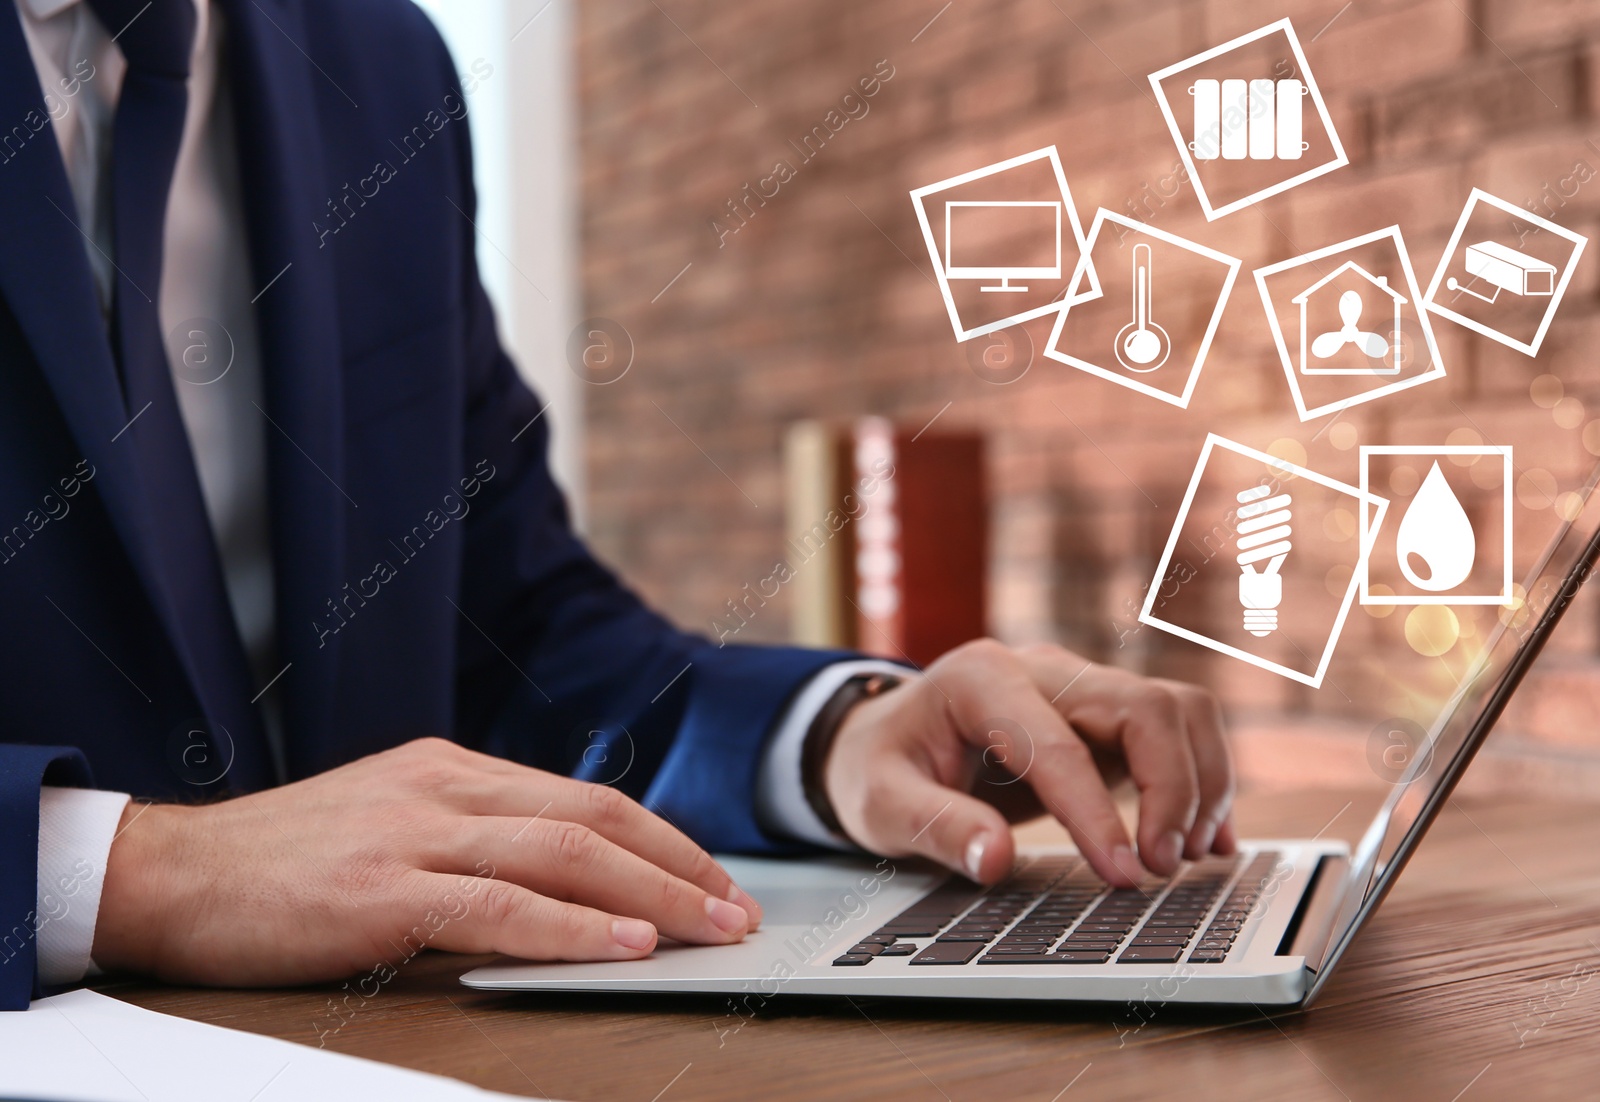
572, 0, 1600, 794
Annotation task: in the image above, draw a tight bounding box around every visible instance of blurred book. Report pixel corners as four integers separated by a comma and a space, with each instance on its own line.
784, 417, 986, 666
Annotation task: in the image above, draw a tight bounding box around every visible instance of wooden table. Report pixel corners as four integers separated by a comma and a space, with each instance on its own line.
97, 789, 1600, 1100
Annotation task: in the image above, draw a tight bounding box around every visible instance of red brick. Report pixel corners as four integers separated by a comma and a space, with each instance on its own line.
578, 0, 1600, 791
1485, 0, 1600, 50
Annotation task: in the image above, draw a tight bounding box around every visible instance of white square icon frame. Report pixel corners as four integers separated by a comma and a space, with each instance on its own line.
1147, 19, 1348, 221
909, 146, 1101, 342
1359, 445, 1513, 606
1139, 434, 1389, 688
1422, 188, 1589, 357
1044, 210, 1242, 408
1254, 225, 1446, 421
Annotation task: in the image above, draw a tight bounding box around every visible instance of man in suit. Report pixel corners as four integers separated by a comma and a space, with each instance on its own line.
0, 0, 1237, 1010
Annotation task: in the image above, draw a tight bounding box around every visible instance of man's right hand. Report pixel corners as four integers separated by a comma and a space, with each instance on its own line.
91, 738, 763, 986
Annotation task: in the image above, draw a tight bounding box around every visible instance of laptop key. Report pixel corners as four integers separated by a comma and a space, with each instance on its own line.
832, 954, 873, 966
847, 943, 885, 956
1048, 952, 1116, 964
878, 943, 917, 956
910, 941, 985, 965
1118, 947, 1183, 963
978, 951, 1110, 964
1188, 950, 1227, 963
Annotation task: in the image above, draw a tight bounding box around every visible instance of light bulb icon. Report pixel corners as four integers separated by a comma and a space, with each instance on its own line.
1236, 484, 1292, 637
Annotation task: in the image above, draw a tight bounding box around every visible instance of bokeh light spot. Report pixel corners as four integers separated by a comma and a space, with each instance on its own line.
1389, 464, 1421, 497
1445, 428, 1482, 461
1266, 438, 1306, 478
1405, 606, 1459, 657
1365, 583, 1397, 617
1326, 563, 1353, 596
1530, 374, 1563, 409
1470, 457, 1505, 490
1517, 469, 1558, 510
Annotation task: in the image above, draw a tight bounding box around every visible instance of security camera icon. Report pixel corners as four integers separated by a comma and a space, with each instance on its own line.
1446, 241, 1556, 305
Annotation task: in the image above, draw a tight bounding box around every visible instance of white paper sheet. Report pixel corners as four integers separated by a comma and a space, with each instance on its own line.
2, 988, 547, 1102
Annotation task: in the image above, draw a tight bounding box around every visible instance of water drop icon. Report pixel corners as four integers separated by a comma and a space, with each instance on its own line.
1395, 461, 1475, 592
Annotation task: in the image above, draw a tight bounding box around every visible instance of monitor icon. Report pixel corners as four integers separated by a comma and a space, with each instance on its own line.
943, 200, 1062, 294
909, 145, 1097, 341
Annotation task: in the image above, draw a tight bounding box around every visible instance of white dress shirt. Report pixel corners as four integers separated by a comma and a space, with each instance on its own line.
18, 0, 875, 988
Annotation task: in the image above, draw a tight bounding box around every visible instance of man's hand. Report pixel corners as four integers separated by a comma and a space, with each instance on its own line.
823, 641, 1237, 887
92, 739, 762, 986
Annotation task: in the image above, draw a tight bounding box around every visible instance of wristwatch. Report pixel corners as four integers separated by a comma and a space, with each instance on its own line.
799, 672, 904, 836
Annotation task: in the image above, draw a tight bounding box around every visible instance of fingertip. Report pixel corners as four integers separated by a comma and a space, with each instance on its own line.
1184, 819, 1218, 861
1104, 844, 1144, 888
962, 827, 1012, 884
727, 882, 763, 930
963, 835, 988, 882
1211, 817, 1239, 855
705, 895, 752, 939
612, 918, 657, 954
1132, 822, 1186, 877
1145, 829, 1185, 876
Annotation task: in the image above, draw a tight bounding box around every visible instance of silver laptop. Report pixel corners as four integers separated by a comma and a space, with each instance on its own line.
463, 472, 1600, 1008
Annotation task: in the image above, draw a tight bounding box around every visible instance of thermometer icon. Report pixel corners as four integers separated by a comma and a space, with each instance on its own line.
1114, 243, 1170, 373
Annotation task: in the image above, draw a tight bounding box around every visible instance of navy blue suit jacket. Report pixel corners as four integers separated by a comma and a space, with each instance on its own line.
0, 0, 846, 1009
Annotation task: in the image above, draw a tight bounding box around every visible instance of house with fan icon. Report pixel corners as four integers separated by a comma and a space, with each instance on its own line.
1291, 261, 1405, 376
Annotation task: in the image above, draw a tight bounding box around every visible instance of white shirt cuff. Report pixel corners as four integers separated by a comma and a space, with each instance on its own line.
754, 659, 913, 850
37, 786, 131, 986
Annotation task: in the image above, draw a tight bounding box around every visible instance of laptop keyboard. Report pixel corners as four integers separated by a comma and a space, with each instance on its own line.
832, 851, 1281, 967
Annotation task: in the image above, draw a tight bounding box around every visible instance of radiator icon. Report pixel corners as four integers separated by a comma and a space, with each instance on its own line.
1190, 78, 1308, 161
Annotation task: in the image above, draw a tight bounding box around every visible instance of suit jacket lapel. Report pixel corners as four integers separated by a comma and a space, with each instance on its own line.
217, 0, 348, 779
0, 1, 240, 737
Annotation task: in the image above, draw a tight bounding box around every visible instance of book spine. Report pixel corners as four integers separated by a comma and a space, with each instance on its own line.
853, 417, 903, 657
